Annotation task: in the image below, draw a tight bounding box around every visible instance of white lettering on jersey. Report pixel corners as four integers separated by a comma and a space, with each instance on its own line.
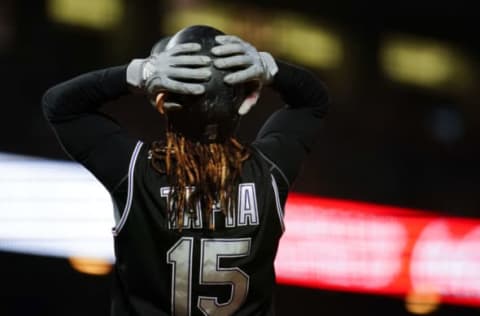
161, 187, 202, 229
237, 183, 259, 226
160, 183, 259, 229
225, 203, 235, 228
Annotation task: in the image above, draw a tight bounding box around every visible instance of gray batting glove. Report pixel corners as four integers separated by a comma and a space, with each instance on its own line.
211, 35, 278, 85
126, 43, 212, 96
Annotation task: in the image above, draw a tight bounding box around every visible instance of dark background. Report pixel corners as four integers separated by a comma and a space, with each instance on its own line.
0, 0, 479, 315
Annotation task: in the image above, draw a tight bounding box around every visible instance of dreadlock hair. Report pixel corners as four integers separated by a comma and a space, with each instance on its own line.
149, 131, 250, 230
148, 25, 255, 230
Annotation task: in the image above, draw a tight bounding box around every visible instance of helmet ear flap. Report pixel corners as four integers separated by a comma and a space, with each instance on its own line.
150, 36, 172, 55
238, 81, 262, 115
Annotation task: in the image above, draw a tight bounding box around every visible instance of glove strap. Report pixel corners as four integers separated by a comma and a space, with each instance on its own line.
259, 52, 279, 83
126, 59, 147, 90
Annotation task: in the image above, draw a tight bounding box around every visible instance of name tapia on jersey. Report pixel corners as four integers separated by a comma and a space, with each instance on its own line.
160, 183, 259, 230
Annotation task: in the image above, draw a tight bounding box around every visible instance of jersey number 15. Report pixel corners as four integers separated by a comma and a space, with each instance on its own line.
167, 237, 251, 316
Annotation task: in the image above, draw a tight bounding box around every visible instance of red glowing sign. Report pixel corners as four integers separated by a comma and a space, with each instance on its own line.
275, 193, 480, 307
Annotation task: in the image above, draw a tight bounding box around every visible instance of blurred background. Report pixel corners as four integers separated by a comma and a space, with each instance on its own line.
0, 0, 479, 315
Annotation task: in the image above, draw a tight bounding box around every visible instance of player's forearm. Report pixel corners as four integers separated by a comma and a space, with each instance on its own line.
271, 60, 329, 116
253, 61, 330, 181
42, 65, 129, 123
41, 65, 137, 193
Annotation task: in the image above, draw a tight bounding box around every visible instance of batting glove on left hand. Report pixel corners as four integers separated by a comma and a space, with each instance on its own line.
127, 43, 212, 96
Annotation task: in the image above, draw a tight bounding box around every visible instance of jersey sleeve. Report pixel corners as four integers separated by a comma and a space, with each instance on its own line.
42, 65, 139, 192
252, 60, 330, 188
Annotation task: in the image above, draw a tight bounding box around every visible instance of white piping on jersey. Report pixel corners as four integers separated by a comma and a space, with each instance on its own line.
254, 147, 290, 188
112, 141, 143, 236
270, 174, 285, 232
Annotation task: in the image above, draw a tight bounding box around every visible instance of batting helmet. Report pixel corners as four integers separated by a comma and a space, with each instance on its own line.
151, 25, 257, 143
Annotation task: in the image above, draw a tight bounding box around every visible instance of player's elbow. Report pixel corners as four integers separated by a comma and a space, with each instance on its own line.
310, 79, 330, 118
41, 85, 65, 122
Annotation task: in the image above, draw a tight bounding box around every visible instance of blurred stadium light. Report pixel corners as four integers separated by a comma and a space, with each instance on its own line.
380, 35, 473, 91
69, 257, 112, 275
271, 14, 342, 69
276, 195, 480, 308
1, 152, 480, 309
47, 0, 124, 30
406, 285, 441, 314
163, 4, 343, 69
0, 152, 115, 261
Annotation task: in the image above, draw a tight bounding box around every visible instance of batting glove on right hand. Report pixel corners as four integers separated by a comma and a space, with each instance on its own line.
211, 35, 278, 85
127, 43, 212, 96
211, 35, 278, 115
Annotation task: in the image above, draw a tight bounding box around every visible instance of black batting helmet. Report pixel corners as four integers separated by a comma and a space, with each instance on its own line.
151, 25, 257, 143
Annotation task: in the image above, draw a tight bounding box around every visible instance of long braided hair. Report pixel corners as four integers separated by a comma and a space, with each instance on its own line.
149, 131, 250, 230
148, 25, 255, 230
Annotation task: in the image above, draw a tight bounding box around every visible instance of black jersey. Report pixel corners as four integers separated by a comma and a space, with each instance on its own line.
42, 61, 328, 316
110, 142, 286, 316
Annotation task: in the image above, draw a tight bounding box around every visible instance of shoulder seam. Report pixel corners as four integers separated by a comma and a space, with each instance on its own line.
271, 174, 285, 232
111, 173, 128, 193
252, 146, 290, 188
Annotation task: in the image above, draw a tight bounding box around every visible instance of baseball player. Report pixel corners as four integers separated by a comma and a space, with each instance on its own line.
43, 25, 329, 316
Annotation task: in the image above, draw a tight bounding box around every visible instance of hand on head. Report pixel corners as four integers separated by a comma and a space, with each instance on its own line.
127, 31, 278, 116
211, 35, 278, 86
144, 43, 212, 96
210, 35, 278, 114
127, 42, 211, 95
